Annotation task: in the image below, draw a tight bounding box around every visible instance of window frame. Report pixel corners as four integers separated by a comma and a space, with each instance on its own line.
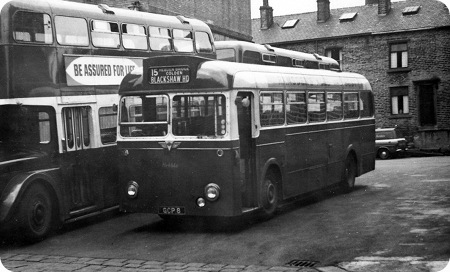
389, 41, 409, 69
390, 86, 409, 115
55, 16, 89, 47
12, 11, 53, 44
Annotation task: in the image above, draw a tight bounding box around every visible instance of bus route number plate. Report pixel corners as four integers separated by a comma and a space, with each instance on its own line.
159, 206, 185, 215
149, 66, 190, 84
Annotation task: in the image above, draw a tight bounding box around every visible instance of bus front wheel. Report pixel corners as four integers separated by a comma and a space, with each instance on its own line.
341, 156, 356, 193
16, 183, 54, 242
260, 172, 279, 218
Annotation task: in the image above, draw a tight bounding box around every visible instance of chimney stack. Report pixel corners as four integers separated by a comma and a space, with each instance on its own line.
260, 0, 273, 30
317, 0, 330, 23
378, 0, 391, 15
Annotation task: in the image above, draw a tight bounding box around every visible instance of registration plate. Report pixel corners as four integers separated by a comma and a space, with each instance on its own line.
159, 206, 185, 215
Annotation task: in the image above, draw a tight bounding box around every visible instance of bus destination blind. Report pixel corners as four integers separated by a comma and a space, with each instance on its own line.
149, 66, 190, 84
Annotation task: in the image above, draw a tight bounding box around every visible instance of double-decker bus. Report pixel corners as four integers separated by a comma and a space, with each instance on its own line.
0, 0, 215, 241
216, 40, 341, 71
118, 55, 375, 220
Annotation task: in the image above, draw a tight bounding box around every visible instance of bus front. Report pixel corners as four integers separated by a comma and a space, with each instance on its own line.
118, 56, 244, 218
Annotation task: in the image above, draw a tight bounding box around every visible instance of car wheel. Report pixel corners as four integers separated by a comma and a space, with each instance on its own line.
378, 148, 391, 160
17, 183, 54, 242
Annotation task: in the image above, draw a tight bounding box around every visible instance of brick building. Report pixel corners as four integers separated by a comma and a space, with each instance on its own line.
253, 0, 450, 151
68, 0, 252, 41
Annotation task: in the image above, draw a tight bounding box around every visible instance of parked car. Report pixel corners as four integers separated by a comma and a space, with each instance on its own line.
375, 128, 407, 159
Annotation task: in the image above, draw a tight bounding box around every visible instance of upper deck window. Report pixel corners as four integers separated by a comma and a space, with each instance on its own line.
122, 23, 148, 50
173, 29, 194, 53
91, 20, 120, 48
195, 31, 213, 53
149, 27, 172, 51
13, 11, 53, 44
55, 16, 89, 46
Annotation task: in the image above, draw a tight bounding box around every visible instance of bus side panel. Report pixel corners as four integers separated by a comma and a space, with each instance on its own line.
11, 45, 59, 98
255, 128, 286, 199
119, 142, 242, 217
285, 124, 330, 198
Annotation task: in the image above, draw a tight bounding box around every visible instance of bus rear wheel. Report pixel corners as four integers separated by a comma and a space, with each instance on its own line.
341, 156, 356, 193
17, 183, 54, 242
260, 172, 279, 218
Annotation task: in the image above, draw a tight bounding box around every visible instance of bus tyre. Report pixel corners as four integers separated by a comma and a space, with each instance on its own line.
341, 156, 356, 193
17, 183, 53, 242
378, 148, 391, 160
260, 172, 279, 218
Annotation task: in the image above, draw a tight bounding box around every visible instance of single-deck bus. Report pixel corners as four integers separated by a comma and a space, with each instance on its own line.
117, 55, 375, 220
0, 0, 215, 241
216, 40, 341, 71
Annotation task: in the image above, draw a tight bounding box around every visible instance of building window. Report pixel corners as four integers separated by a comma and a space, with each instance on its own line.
325, 48, 342, 69
390, 87, 409, 115
390, 42, 408, 69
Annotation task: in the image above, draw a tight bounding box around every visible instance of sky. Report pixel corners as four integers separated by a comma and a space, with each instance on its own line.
250, 0, 450, 18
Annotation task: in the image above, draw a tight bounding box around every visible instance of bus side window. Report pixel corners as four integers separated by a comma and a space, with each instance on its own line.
13, 11, 53, 44
55, 16, 89, 46
195, 31, 213, 53
286, 91, 307, 124
122, 23, 148, 50
149, 27, 172, 51
260, 92, 285, 127
243, 50, 262, 65
344, 92, 360, 119
308, 92, 326, 122
360, 90, 374, 117
173, 29, 194, 53
99, 107, 117, 144
327, 92, 343, 121
91, 20, 120, 48
217, 48, 236, 62
39, 112, 51, 144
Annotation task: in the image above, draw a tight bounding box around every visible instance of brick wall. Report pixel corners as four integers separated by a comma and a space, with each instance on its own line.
69, 0, 251, 41
280, 27, 450, 149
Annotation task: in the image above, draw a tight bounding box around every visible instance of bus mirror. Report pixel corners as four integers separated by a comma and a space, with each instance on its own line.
242, 97, 250, 108
112, 104, 118, 112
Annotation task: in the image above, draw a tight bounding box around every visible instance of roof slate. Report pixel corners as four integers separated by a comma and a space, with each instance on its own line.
252, 0, 450, 44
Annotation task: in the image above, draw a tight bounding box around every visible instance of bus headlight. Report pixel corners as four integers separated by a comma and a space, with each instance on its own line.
127, 181, 139, 198
204, 183, 220, 201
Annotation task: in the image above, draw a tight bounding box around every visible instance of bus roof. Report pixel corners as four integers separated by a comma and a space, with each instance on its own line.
0, 0, 210, 32
119, 55, 371, 95
215, 40, 340, 69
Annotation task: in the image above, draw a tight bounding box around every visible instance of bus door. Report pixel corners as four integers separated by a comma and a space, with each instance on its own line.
61, 107, 98, 214
237, 92, 257, 208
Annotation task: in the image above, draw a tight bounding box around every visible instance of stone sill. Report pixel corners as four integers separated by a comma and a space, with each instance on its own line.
389, 114, 412, 119
387, 68, 412, 73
